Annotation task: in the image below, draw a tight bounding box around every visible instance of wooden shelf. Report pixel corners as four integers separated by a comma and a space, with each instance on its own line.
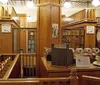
62, 28, 85, 48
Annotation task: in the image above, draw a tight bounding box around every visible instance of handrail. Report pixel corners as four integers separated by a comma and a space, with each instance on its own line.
2, 54, 19, 80
82, 75, 100, 82
20, 53, 37, 56
0, 77, 70, 85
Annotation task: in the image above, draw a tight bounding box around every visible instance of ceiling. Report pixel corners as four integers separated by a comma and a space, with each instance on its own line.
1, 0, 100, 21
5, 0, 92, 6
7, 0, 37, 5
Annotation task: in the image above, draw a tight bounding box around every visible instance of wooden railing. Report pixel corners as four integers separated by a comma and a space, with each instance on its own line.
0, 5, 20, 26
0, 6, 11, 19
0, 54, 21, 79
0, 69, 79, 85
62, 8, 96, 27
20, 53, 36, 77
9, 7, 20, 25
82, 75, 100, 85
0, 77, 70, 85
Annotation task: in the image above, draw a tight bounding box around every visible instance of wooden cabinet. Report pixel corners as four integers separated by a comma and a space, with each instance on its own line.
28, 29, 36, 53
62, 28, 85, 48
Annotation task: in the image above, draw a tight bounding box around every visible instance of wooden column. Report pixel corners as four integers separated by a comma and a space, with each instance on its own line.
37, 0, 62, 76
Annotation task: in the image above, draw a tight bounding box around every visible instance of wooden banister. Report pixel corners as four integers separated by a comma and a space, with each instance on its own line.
0, 77, 70, 85
82, 75, 100, 85
0, 54, 21, 79
20, 53, 36, 77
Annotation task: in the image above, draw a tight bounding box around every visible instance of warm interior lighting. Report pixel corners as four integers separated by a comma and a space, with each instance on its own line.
26, 1, 35, 8
63, 1, 72, 8
0, 0, 8, 4
92, 0, 100, 7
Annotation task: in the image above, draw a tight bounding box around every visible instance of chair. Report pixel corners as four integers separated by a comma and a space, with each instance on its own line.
75, 48, 83, 54
84, 48, 92, 54
69, 48, 75, 53
92, 48, 100, 54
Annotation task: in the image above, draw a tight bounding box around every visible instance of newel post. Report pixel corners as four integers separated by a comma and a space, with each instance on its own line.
70, 68, 79, 85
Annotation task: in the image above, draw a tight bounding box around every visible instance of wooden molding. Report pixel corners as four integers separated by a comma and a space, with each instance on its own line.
37, 3, 61, 7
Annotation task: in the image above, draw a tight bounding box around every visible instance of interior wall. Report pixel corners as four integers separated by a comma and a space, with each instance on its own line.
0, 24, 13, 53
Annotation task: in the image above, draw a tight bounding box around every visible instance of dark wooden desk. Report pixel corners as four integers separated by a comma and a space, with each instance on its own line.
40, 57, 100, 84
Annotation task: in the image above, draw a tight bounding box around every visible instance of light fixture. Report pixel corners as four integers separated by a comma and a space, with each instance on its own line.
63, 1, 72, 8
0, 0, 8, 4
26, 1, 35, 8
92, 0, 100, 7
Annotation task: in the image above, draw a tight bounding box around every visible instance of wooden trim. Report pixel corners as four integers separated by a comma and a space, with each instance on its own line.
62, 20, 97, 28
0, 19, 20, 28
82, 75, 100, 82
37, 3, 61, 7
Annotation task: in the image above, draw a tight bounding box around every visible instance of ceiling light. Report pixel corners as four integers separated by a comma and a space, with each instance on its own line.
0, 0, 8, 4
26, 1, 35, 8
64, 1, 72, 8
92, 0, 100, 7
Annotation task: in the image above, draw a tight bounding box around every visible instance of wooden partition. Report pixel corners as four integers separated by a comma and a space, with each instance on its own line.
82, 75, 100, 85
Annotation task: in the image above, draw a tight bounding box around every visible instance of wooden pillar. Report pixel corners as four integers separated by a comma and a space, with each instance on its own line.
36, 0, 62, 77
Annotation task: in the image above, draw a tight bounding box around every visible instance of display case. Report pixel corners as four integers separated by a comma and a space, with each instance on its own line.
62, 28, 85, 48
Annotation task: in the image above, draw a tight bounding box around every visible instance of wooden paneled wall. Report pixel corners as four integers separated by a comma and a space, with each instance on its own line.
84, 23, 96, 48
20, 29, 27, 53
13, 28, 20, 53
0, 24, 13, 53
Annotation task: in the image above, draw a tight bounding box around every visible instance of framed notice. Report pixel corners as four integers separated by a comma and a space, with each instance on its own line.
52, 24, 59, 38
1, 24, 11, 33
86, 26, 95, 34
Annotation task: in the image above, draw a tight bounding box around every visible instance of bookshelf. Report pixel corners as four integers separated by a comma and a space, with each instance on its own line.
62, 28, 85, 48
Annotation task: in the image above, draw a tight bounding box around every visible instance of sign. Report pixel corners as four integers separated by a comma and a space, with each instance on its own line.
76, 56, 91, 67
52, 24, 59, 38
86, 26, 95, 34
1, 24, 11, 33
